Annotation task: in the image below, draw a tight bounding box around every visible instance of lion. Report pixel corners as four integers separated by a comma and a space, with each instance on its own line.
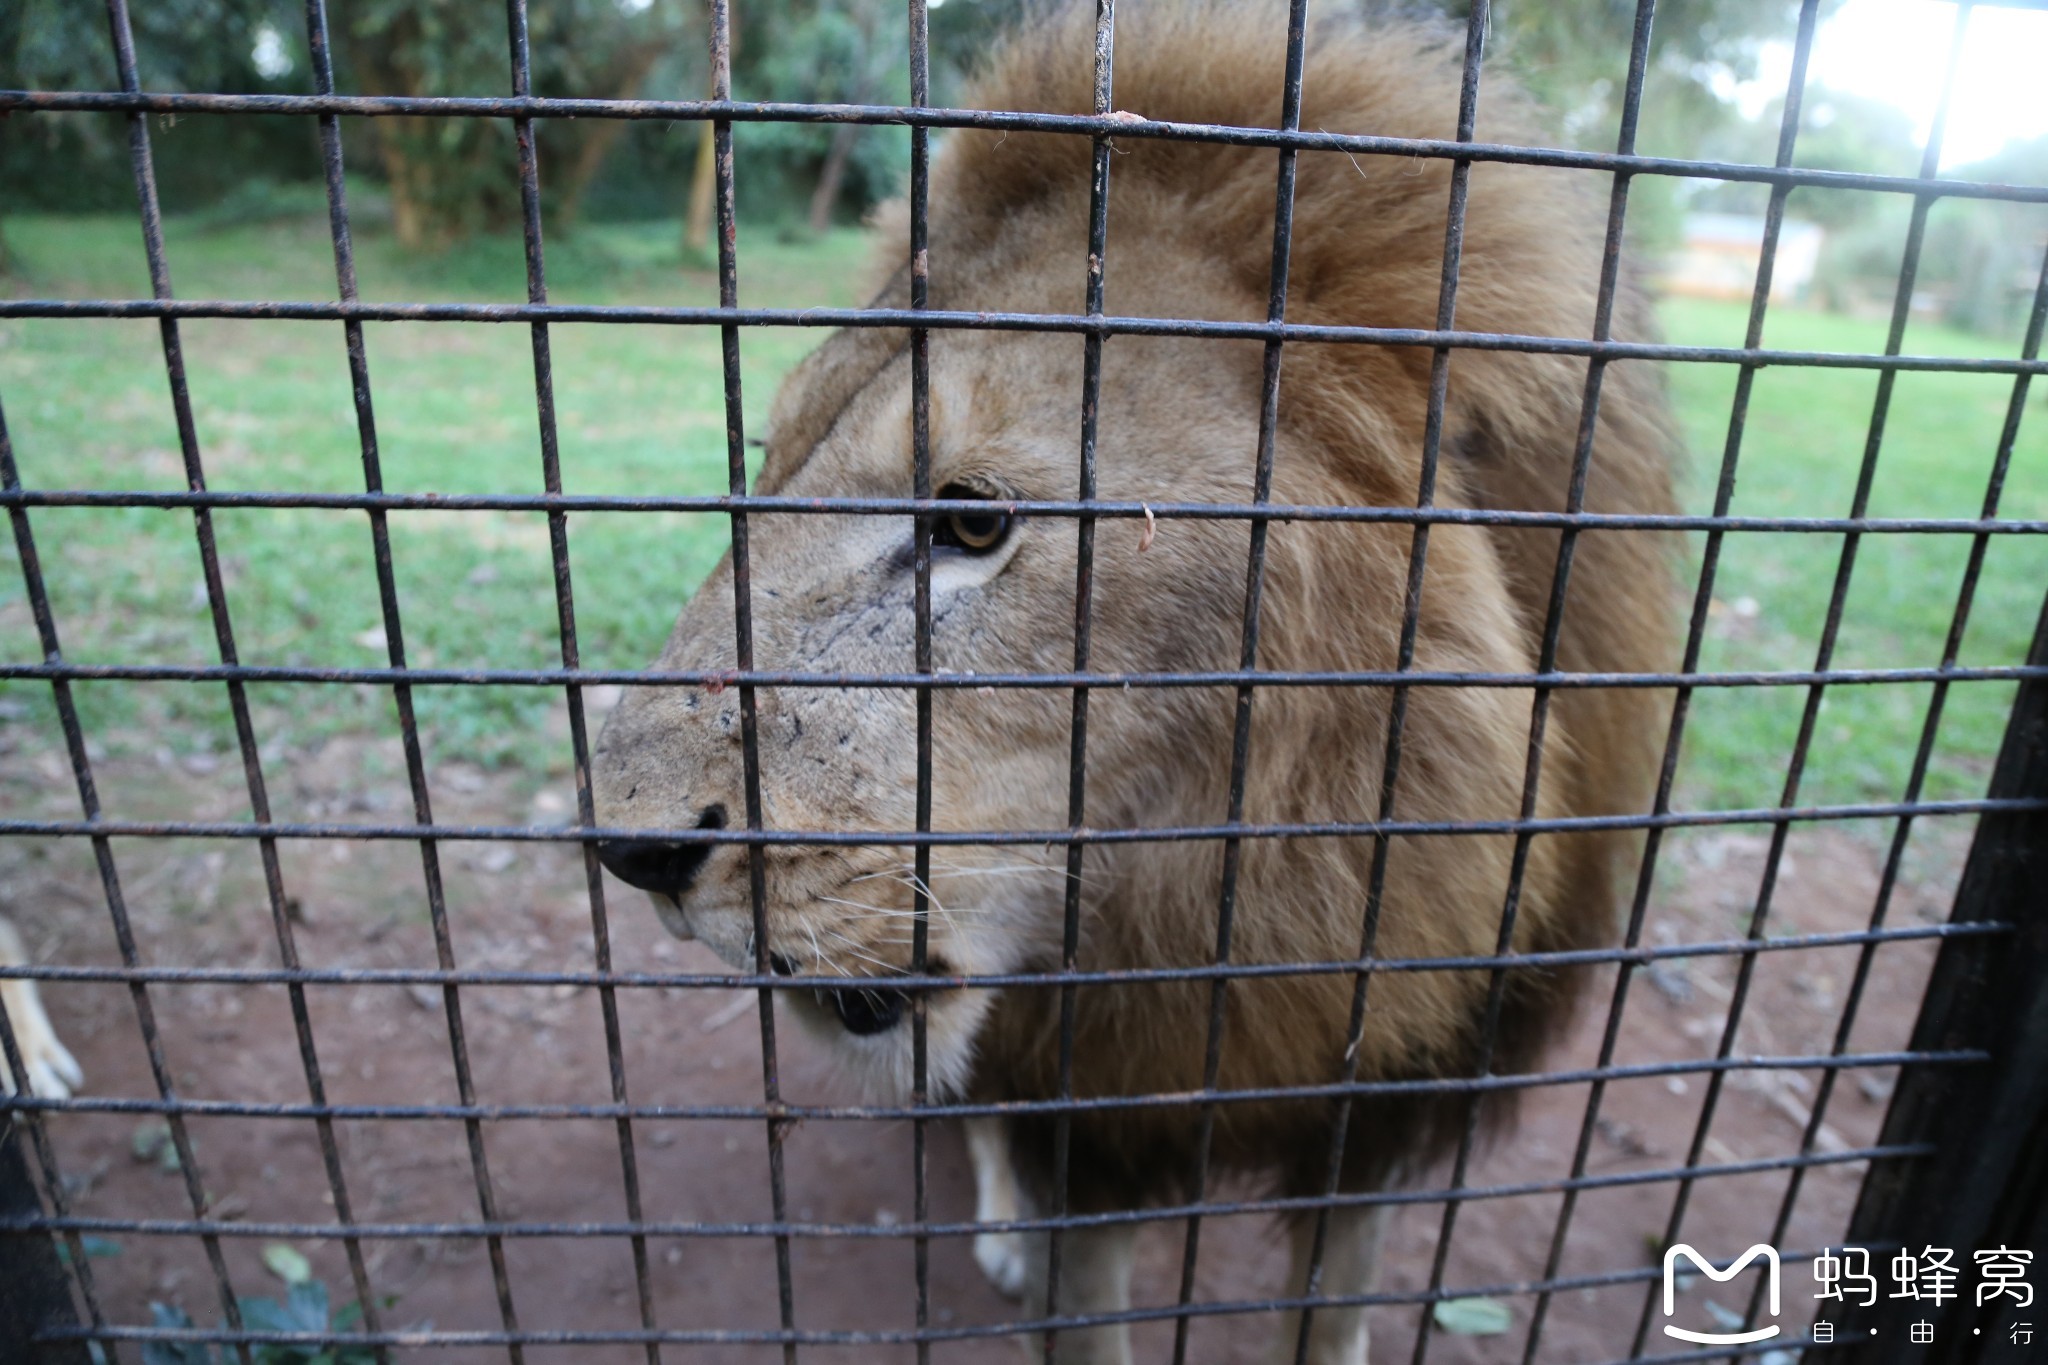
592, 2, 1679, 1360
1, 914, 82, 1099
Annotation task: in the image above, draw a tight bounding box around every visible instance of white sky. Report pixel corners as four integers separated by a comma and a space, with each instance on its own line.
1737, 0, 2048, 170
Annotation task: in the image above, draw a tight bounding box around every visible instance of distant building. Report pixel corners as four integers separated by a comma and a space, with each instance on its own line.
1663, 212, 1825, 302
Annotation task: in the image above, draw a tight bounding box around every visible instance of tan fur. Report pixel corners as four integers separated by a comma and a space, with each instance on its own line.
1, 915, 82, 1099
593, 0, 1678, 1338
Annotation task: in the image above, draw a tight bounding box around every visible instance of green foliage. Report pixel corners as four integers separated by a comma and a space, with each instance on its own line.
0, 0, 312, 220
1690, 89, 2046, 339
1467, 0, 1837, 148
143, 1278, 380, 1365
3, 0, 292, 91
1446, 0, 1847, 253
55, 1234, 124, 1264
337, 0, 696, 244
11, 0, 1919, 259
1927, 135, 2048, 340
141, 1304, 217, 1365
732, 0, 908, 225
1, 0, 1037, 238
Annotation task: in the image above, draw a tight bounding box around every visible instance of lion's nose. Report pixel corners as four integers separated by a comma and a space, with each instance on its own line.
595, 806, 726, 897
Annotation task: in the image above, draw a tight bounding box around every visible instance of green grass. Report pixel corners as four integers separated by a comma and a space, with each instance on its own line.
1654, 297, 2047, 810
2, 214, 2043, 808
1, 214, 872, 769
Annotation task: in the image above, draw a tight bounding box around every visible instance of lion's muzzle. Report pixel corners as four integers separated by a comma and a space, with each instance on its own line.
594, 805, 727, 902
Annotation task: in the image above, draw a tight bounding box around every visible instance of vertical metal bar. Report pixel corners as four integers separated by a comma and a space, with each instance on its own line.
1038, 4, 1118, 1359
0, 406, 120, 1365
705, 6, 799, 1359
1837, 586, 2048, 1364
1295, 3, 1488, 1359
292, 20, 436, 1365
904, 2, 935, 1360
1406, 7, 1659, 1361
1161, 1, 1308, 1358
1516, 6, 1825, 1360
1737, 223, 2048, 1342
103, 1, 387, 1350
287, 4, 527, 1354
1627, 6, 1975, 1354
96, 3, 269, 1354
499, 5, 661, 1359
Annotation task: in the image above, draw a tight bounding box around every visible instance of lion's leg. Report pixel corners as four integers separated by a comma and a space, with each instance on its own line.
1017, 1219, 1137, 1365
967, 1116, 1031, 1298
1268, 1202, 1391, 1365
0, 916, 82, 1100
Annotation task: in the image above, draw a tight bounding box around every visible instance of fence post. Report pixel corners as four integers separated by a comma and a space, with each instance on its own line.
0, 1112, 90, 1365
1839, 590, 2048, 1362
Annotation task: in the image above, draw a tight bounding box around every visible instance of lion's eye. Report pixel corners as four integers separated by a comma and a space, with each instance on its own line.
934, 483, 1013, 555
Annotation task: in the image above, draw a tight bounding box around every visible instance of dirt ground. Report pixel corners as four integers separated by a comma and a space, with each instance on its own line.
0, 699, 1976, 1364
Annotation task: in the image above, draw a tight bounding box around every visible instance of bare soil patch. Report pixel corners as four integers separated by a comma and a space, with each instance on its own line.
2, 716, 1972, 1363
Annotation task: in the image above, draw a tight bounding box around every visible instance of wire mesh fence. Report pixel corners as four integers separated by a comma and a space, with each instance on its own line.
1, 0, 2046, 1362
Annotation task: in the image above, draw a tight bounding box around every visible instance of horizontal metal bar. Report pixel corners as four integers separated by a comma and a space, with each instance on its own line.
6, 300, 2048, 378
3, 660, 2042, 693
0, 1145, 1936, 1245
0, 797, 2031, 848
1, 89, 2043, 206
16, 1243, 1859, 1352
0, 1049, 1984, 1124
1626, 1341, 1836, 1365
0, 922, 2007, 994
5, 487, 2042, 536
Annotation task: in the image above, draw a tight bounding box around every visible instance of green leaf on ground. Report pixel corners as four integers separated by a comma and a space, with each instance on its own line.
1433, 1296, 1513, 1335
263, 1242, 313, 1285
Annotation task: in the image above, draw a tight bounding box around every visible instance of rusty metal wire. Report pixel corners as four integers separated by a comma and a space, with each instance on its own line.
2, 0, 2046, 1360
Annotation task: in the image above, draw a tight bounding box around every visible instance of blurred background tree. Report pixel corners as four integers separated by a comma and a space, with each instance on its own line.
1, 0, 1026, 256
1, 0, 307, 268
3, 0, 2041, 339
341, 0, 696, 245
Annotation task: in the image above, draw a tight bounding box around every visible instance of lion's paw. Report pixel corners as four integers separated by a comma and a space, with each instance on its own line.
1, 979, 83, 1099
974, 1229, 1030, 1300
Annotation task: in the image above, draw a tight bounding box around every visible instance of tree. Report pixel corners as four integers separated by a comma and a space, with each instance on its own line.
338, 0, 693, 247
804, 0, 893, 234
1471, 0, 1845, 151
1, 0, 304, 270
1454, 0, 1850, 251
1929, 134, 2048, 337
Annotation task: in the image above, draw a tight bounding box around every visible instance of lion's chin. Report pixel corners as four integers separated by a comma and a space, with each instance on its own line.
662, 903, 1000, 1102
781, 983, 993, 1105
645, 891, 696, 941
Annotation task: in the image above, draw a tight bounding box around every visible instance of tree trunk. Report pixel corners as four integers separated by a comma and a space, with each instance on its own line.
804, 0, 887, 236
684, 121, 717, 256
375, 131, 430, 249
553, 40, 672, 232
684, 0, 736, 260
806, 122, 862, 234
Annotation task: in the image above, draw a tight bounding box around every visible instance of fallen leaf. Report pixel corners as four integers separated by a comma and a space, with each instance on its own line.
262, 1242, 312, 1285
1433, 1296, 1511, 1335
